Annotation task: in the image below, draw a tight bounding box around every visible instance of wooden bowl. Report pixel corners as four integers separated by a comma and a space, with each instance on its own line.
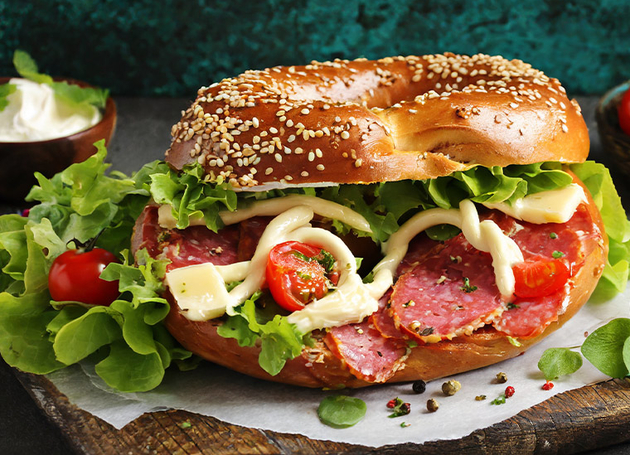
596, 80, 630, 177
0, 77, 117, 204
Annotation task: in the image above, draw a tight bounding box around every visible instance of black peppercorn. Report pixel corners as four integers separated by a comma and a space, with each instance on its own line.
412, 380, 426, 394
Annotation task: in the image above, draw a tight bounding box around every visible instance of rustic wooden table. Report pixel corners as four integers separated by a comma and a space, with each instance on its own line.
1, 96, 630, 454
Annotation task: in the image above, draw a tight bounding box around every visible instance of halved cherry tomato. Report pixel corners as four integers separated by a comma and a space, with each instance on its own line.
619, 88, 630, 135
48, 248, 120, 306
512, 258, 570, 299
266, 241, 338, 312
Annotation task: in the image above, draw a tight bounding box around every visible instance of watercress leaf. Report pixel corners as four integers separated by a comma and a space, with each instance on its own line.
538, 347, 583, 380
581, 318, 630, 378
0, 82, 16, 111
50, 80, 109, 109
13, 50, 53, 84
317, 395, 367, 429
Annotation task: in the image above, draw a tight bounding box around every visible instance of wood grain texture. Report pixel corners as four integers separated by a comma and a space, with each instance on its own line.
12, 369, 630, 455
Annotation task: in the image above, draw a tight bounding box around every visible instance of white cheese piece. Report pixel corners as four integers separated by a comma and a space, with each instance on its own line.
481, 183, 585, 224
165, 263, 234, 321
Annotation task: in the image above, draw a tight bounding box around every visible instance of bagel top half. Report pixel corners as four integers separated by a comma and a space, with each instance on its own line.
166, 53, 589, 189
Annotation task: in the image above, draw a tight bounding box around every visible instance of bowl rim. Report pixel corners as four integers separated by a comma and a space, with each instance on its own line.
598, 79, 630, 113
0, 75, 116, 145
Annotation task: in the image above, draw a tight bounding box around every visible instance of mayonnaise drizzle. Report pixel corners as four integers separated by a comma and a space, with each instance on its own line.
165, 187, 585, 333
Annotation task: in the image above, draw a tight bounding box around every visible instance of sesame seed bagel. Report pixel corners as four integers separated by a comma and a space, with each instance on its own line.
166, 53, 589, 189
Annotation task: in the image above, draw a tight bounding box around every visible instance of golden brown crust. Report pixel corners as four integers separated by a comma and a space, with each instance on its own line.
163, 176, 607, 388
166, 53, 589, 189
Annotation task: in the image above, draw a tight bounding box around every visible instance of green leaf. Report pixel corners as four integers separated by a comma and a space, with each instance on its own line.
582, 318, 630, 378
50, 80, 109, 110
52, 307, 122, 365
13, 50, 53, 84
94, 339, 165, 392
538, 347, 583, 380
0, 290, 66, 374
0, 82, 17, 112
317, 395, 367, 428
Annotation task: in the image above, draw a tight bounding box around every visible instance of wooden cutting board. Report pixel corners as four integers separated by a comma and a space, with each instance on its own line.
12, 369, 630, 454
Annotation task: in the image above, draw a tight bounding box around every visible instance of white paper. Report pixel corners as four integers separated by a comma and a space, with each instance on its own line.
46, 288, 629, 447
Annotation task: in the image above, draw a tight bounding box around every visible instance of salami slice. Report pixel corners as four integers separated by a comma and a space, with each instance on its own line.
493, 203, 602, 338
371, 291, 406, 340
325, 321, 408, 383
390, 233, 504, 342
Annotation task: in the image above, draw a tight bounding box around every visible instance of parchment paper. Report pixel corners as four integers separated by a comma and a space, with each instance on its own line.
47, 288, 629, 447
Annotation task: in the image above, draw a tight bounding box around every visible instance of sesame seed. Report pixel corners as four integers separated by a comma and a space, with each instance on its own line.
340, 131, 350, 140
265, 167, 273, 175
316, 164, 325, 171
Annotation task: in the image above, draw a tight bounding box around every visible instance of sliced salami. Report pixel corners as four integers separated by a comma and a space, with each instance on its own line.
325, 321, 408, 383
493, 203, 602, 338
371, 291, 406, 340
390, 233, 504, 342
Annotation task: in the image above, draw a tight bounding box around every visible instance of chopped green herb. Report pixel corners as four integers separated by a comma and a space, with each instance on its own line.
549, 232, 558, 239
507, 302, 520, 310
461, 277, 478, 293
552, 251, 565, 259
400, 422, 411, 428
179, 421, 192, 429
406, 340, 418, 349
490, 393, 507, 405
506, 336, 522, 347
317, 249, 336, 272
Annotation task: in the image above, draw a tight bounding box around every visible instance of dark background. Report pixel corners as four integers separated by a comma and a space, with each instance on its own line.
2, 0, 630, 97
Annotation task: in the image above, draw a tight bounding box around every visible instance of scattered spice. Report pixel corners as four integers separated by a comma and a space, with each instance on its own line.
387, 397, 411, 417
412, 379, 427, 394
475, 395, 487, 401
427, 398, 440, 412
496, 372, 508, 383
442, 380, 462, 396
505, 386, 515, 398
542, 381, 555, 391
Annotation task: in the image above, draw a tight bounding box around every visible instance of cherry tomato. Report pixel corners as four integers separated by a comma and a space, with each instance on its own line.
512, 258, 570, 299
265, 241, 338, 312
619, 88, 630, 136
48, 248, 120, 306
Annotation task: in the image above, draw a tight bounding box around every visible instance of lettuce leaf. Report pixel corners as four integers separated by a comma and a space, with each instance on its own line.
570, 162, 630, 295
217, 294, 308, 376
0, 145, 191, 392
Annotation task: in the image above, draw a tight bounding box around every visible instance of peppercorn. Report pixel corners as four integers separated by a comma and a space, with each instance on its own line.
475, 395, 487, 401
412, 380, 426, 394
505, 385, 515, 398
496, 372, 508, 383
542, 381, 554, 391
386, 398, 397, 408
427, 398, 440, 412
442, 379, 461, 396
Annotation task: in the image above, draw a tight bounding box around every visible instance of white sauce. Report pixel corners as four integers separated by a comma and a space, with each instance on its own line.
164, 189, 582, 333
0, 78, 102, 142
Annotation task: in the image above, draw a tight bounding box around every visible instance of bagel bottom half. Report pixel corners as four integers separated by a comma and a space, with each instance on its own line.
162, 180, 607, 389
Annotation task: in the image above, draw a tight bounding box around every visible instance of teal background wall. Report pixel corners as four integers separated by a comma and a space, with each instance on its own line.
2, 0, 629, 97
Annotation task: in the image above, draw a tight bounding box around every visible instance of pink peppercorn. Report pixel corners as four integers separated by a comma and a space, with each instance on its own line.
542, 381, 554, 391
505, 386, 515, 398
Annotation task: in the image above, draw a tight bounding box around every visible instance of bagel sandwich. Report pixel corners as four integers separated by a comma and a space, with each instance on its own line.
131, 53, 615, 388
